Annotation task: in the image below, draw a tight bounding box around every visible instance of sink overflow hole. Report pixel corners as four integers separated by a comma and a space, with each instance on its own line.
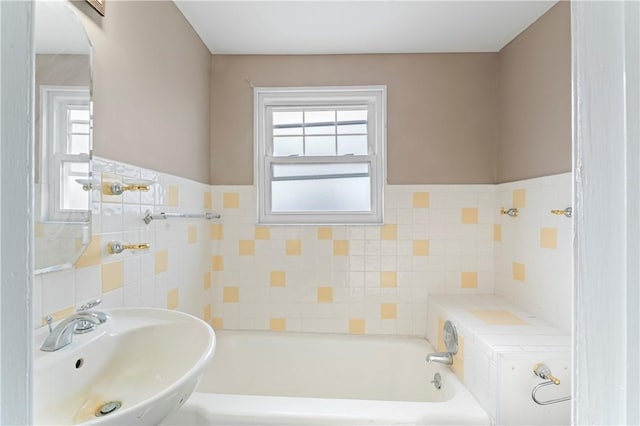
75, 358, 83, 369
95, 401, 122, 417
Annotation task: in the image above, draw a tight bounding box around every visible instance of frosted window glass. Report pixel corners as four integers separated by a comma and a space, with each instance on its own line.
61, 161, 89, 210
271, 163, 370, 212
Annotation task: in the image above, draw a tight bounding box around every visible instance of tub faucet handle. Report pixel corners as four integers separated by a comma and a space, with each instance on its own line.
533, 363, 560, 385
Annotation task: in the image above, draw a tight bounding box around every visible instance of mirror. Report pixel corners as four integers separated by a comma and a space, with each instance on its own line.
34, 0, 92, 273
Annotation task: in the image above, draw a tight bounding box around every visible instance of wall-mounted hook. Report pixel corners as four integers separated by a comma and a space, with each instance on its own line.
500, 207, 519, 217
102, 179, 152, 196
550, 207, 572, 218
107, 241, 150, 254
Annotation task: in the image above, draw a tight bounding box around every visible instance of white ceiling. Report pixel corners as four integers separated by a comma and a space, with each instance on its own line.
174, 1, 557, 55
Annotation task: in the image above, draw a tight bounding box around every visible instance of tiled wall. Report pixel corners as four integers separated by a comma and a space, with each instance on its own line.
209, 185, 496, 336
34, 160, 572, 340
494, 173, 572, 332
33, 157, 213, 328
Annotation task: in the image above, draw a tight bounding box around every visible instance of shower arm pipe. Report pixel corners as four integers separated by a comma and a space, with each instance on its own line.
143, 209, 221, 225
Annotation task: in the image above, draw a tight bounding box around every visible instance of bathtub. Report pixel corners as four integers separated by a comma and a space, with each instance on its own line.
162, 330, 489, 425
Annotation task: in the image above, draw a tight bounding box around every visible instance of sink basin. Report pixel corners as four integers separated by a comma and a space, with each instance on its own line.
34, 308, 215, 425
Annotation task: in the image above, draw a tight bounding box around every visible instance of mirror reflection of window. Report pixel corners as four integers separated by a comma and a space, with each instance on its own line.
34, 0, 93, 273
40, 86, 90, 221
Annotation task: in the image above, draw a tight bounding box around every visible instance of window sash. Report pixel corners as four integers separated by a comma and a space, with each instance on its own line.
255, 86, 386, 225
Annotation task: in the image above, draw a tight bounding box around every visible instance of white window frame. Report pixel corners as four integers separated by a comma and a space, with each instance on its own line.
40, 85, 91, 222
254, 86, 386, 225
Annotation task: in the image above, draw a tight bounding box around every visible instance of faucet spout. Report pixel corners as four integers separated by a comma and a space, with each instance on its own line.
40, 311, 109, 352
425, 352, 453, 366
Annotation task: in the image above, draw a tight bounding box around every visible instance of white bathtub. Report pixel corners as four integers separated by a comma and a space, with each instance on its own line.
162, 330, 489, 425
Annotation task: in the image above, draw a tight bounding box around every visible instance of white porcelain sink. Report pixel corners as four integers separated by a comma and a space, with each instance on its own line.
34, 308, 215, 425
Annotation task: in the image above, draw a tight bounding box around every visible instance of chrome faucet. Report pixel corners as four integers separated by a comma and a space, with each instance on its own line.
425, 352, 453, 365
40, 311, 109, 352
425, 320, 459, 366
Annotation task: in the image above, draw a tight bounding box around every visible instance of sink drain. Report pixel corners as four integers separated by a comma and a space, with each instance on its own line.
95, 401, 122, 417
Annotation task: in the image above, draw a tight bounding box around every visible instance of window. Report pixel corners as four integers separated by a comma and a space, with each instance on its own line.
255, 86, 386, 224
40, 86, 91, 221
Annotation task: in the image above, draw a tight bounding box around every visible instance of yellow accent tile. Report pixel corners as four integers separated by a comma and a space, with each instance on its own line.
333, 240, 349, 256
75, 236, 102, 268
75, 238, 84, 251
166, 288, 179, 310
540, 227, 558, 249
381, 224, 397, 240
270, 271, 286, 287
413, 192, 430, 208
43, 306, 75, 325
155, 250, 168, 274
471, 310, 528, 325
494, 224, 502, 242
317, 287, 333, 303
212, 317, 224, 329
461, 272, 478, 289
100, 173, 122, 203
380, 271, 397, 288
188, 226, 197, 244
513, 261, 526, 282
239, 240, 255, 256
413, 240, 430, 256
211, 224, 224, 240
349, 319, 365, 334
223, 286, 239, 303
270, 318, 286, 331
255, 227, 270, 240
211, 255, 224, 271
461, 208, 478, 224
317, 227, 333, 240
102, 261, 124, 293
34, 222, 43, 238
381, 303, 397, 319
285, 240, 302, 255
452, 335, 465, 381
437, 317, 446, 352
204, 191, 212, 209
203, 304, 212, 322
223, 192, 239, 208
203, 272, 211, 290
168, 185, 179, 207
512, 189, 526, 208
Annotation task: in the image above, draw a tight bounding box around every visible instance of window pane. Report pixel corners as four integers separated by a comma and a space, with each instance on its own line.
305, 136, 335, 156
337, 109, 367, 122
68, 135, 89, 154
337, 135, 368, 155
304, 110, 335, 135
271, 163, 371, 212
337, 123, 367, 134
273, 136, 303, 156
61, 161, 89, 210
71, 123, 90, 134
337, 109, 367, 135
273, 111, 303, 136
69, 108, 90, 121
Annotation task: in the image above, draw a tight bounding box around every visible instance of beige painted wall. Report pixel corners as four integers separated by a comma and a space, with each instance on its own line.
497, 2, 571, 183
73, 1, 211, 183
211, 54, 499, 185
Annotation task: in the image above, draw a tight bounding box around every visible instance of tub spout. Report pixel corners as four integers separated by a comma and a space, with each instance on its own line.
425, 352, 453, 366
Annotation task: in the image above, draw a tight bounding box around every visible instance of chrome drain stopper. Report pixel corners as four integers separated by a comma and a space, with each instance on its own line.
95, 401, 122, 417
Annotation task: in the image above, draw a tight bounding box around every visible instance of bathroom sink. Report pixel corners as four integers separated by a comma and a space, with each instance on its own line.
33, 308, 215, 425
